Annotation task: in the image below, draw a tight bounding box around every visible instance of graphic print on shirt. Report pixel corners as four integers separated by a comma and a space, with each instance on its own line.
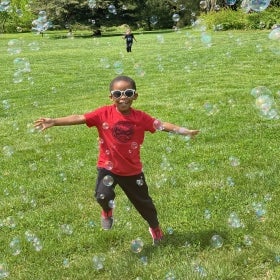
112, 121, 134, 143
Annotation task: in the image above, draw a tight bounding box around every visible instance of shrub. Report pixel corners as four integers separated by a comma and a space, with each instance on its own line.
200, 7, 280, 30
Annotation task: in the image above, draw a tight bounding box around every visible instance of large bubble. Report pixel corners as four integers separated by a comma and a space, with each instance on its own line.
268, 27, 280, 55
248, 0, 271, 12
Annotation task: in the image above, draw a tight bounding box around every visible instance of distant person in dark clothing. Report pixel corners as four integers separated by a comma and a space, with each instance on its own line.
123, 29, 137, 52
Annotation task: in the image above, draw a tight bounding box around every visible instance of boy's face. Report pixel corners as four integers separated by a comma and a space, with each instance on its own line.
110, 80, 138, 114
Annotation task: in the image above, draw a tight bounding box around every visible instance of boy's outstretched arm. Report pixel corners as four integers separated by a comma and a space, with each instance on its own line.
161, 121, 199, 138
34, 115, 86, 131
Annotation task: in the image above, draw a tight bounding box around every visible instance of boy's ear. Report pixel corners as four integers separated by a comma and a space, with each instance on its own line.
133, 93, 138, 100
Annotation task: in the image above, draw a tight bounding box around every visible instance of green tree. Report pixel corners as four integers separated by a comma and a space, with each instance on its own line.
0, 0, 33, 33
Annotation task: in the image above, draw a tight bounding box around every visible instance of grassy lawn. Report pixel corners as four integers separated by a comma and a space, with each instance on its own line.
0, 28, 280, 279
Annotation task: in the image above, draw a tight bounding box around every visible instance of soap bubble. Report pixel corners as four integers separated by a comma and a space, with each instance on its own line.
226, 176, 235, 187
136, 178, 144, 186
102, 122, 109, 129
16, 8, 23, 17
269, 27, 280, 40
28, 41, 40, 51
0, 263, 9, 279
153, 119, 164, 131
150, 15, 158, 26
229, 156, 240, 167
108, 200, 116, 209
250, 86, 271, 98
88, 0, 96, 9
165, 271, 176, 280
9, 237, 21, 255
172, 14, 180, 22
188, 162, 204, 172
248, 0, 271, 12
61, 224, 73, 235
193, 263, 207, 277
92, 255, 105, 270
166, 227, 174, 235
3, 146, 14, 157
199, 0, 207, 9
13, 57, 31, 73
103, 175, 114, 187
210, 234, 223, 248
192, 19, 207, 32
108, 4, 116, 14
201, 32, 212, 46
204, 209, 211, 219
13, 71, 24, 83
204, 102, 219, 115
113, 61, 124, 74
252, 202, 266, 220
140, 256, 148, 265
156, 34, 164, 44
228, 212, 243, 228
268, 27, 280, 55
131, 238, 144, 253
226, 0, 236, 5
241, 0, 251, 12
104, 161, 113, 170
2, 100, 10, 110
62, 258, 70, 268
243, 235, 253, 246
255, 95, 273, 112
7, 39, 22, 55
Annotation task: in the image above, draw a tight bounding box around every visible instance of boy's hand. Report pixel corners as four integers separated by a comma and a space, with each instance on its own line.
188, 129, 200, 138
179, 128, 200, 138
34, 118, 54, 131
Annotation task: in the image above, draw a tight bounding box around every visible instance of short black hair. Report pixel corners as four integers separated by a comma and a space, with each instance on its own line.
109, 76, 136, 91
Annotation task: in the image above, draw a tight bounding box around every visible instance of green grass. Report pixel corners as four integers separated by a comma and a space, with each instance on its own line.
1, 28, 280, 279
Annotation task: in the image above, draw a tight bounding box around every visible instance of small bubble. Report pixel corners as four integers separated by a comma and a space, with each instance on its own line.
2, 146, 14, 157
9, 237, 21, 255
229, 156, 240, 167
103, 175, 114, 187
166, 227, 174, 235
204, 209, 211, 219
131, 142, 138, 149
210, 234, 223, 248
131, 238, 144, 253
172, 13, 180, 22
104, 161, 113, 170
0, 263, 9, 278
136, 178, 144, 186
108, 200, 116, 209
243, 235, 253, 246
92, 255, 104, 270
61, 224, 73, 235
140, 256, 148, 265
63, 258, 70, 268
102, 122, 109, 129
165, 271, 176, 280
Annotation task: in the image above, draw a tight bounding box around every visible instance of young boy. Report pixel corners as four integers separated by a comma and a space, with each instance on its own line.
34, 76, 199, 245
123, 29, 137, 52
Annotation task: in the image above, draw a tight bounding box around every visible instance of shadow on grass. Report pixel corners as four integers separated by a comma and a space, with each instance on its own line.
144, 229, 230, 252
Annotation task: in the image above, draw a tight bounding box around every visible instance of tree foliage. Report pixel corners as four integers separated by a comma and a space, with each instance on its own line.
0, 0, 279, 33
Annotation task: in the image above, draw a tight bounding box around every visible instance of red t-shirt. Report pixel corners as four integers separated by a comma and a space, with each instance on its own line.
84, 105, 156, 176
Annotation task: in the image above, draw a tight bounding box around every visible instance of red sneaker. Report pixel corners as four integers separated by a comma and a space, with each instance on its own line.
101, 209, 114, 230
149, 226, 164, 245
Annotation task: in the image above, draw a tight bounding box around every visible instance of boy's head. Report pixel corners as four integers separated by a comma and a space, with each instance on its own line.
109, 76, 138, 114
109, 76, 136, 91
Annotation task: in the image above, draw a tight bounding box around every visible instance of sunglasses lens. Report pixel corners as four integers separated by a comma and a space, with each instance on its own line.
124, 89, 135, 97
112, 91, 122, 98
